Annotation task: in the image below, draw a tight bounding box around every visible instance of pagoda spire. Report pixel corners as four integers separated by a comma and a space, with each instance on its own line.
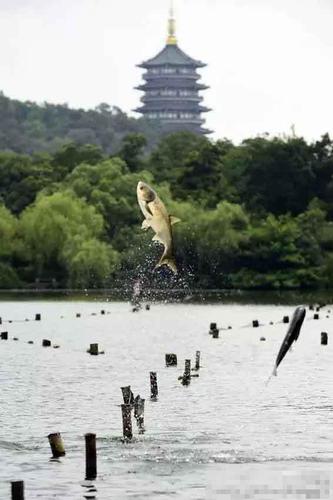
167, 0, 177, 45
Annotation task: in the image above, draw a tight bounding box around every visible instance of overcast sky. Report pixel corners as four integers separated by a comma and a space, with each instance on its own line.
1, 0, 332, 142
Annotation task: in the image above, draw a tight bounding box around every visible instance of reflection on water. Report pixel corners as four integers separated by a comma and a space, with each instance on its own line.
0, 298, 333, 498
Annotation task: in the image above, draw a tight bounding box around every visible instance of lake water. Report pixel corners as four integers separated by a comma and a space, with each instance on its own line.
0, 297, 332, 499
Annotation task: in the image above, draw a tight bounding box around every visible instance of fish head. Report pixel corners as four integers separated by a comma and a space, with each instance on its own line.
137, 181, 156, 203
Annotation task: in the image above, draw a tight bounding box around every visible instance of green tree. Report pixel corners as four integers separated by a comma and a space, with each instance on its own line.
19, 191, 118, 286
117, 133, 147, 171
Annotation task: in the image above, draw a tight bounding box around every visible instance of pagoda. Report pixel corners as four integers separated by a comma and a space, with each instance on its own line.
134, 3, 211, 135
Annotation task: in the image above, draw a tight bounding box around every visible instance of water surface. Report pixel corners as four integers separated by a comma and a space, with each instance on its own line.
0, 299, 332, 498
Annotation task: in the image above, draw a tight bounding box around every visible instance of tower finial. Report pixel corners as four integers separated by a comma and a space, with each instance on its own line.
167, 0, 177, 45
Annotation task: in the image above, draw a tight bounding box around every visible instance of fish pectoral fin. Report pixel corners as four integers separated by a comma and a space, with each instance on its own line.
170, 216, 181, 225
141, 219, 151, 230
152, 234, 163, 244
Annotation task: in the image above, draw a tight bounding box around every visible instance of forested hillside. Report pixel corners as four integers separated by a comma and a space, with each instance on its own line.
1, 119, 333, 291
0, 92, 162, 154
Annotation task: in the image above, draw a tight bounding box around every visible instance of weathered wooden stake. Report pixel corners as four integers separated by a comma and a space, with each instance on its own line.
314, 313, 319, 320
165, 353, 177, 366
212, 328, 219, 338
121, 386, 134, 405
100, 310, 105, 315
35, 313, 41, 321
321, 332, 328, 345
252, 320, 259, 328
134, 395, 145, 434
76, 313, 81, 318
283, 316, 289, 323
150, 372, 158, 400
42, 339, 51, 347
209, 322, 217, 334
195, 351, 200, 370
1, 331, 8, 340
85, 433, 97, 480
89, 343, 99, 355
48, 432, 66, 458
11, 481, 24, 500
182, 359, 191, 385
121, 404, 133, 441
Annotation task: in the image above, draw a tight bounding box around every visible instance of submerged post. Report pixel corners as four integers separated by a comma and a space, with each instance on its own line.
195, 351, 201, 370
1, 331, 8, 340
165, 353, 177, 366
48, 432, 66, 458
11, 481, 24, 500
134, 395, 145, 434
85, 433, 97, 480
321, 332, 328, 345
150, 372, 158, 400
283, 316, 289, 323
35, 313, 41, 321
252, 320, 259, 328
89, 343, 99, 355
182, 359, 191, 385
121, 404, 133, 441
42, 339, 51, 347
212, 328, 219, 338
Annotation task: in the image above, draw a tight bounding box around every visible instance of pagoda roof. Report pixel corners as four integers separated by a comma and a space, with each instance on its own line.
138, 44, 206, 68
136, 81, 209, 91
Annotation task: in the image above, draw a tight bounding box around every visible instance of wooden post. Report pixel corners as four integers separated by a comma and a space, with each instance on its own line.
150, 372, 158, 400
48, 432, 65, 458
321, 332, 328, 345
42, 339, 51, 347
121, 404, 132, 441
165, 353, 177, 366
314, 313, 319, 320
11, 481, 24, 500
212, 328, 219, 338
209, 322, 217, 334
1, 331, 8, 340
85, 433, 97, 480
195, 351, 200, 370
121, 386, 134, 406
252, 320, 259, 328
88, 343, 99, 355
182, 359, 191, 385
35, 313, 41, 321
260, 336, 266, 341
76, 313, 81, 318
283, 316, 289, 323
134, 396, 145, 434
100, 310, 105, 315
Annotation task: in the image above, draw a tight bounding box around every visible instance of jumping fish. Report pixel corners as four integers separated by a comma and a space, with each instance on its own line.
137, 181, 180, 274
272, 305, 306, 376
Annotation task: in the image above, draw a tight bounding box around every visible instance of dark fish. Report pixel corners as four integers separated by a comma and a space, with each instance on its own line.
272, 306, 306, 376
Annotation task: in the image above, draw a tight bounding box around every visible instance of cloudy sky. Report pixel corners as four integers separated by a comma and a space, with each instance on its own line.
1, 0, 332, 142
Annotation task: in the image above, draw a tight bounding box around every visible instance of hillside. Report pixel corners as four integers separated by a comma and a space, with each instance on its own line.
0, 92, 162, 154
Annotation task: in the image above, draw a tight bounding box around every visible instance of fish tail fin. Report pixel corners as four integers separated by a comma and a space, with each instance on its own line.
155, 254, 178, 274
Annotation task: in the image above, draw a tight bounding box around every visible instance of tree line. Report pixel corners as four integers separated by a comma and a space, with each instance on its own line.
1, 126, 333, 290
